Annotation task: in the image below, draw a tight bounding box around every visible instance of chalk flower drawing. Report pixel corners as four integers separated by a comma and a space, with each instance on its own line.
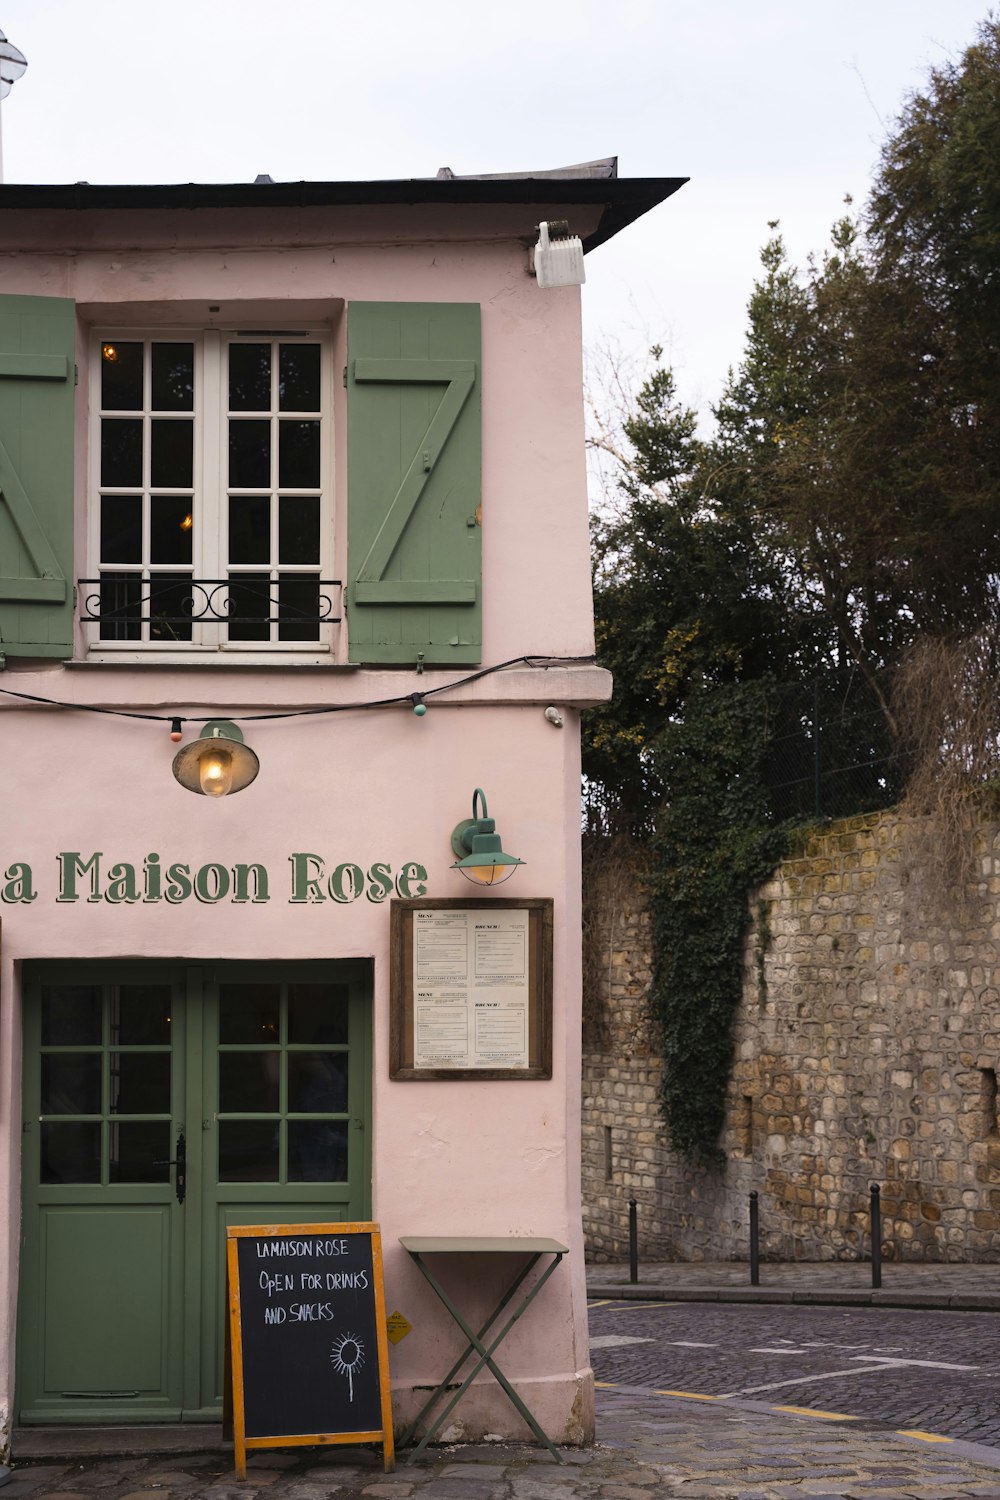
330, 1333, 365, 1401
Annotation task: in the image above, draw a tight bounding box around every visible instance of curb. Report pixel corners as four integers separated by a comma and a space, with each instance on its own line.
587, 1282, 1000, 1312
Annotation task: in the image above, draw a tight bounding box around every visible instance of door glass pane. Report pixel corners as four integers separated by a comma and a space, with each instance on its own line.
111, 1052, 170, 1114
229, 420, 271, 487
151, 342, 194, 411
109, 1122, 170, 1184
278, 577, 319, 642
41, 1054, 101, 1115
115, 985, 173, 1045
151, 496, 194, 565
219, 984, 280, 1043
278, 420, 320, 487
98, 574, 142, 642
101, 341, 143, 410
279, 345, 320, 411
219, 1051, 279, 1112
41, 985, 102, 1046
288, 1121, 348, 1183
151, 420, 194, 487
229, 494, 271, 564
229, 343, 271, 411
101, 419, 143, 486
225, 575, 270, 641
288, 984, 349, 1044
100, 495, 142, 563
40, 1122, 101, 1184
279, 496, 320, 565
219, 1120, 279, 1182
288, 1053, 347, 1113
149, 574, 194, 642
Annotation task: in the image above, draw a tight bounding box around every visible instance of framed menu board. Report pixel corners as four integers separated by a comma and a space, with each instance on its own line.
389, 898, 553, 1080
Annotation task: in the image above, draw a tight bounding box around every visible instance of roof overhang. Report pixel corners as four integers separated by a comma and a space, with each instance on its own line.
0, 173, 687, 254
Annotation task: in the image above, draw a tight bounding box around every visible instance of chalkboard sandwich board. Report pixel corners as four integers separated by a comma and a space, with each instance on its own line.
226, 1223, 394, 1479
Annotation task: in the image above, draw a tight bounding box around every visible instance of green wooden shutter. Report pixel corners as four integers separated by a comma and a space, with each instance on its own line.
347, 302, 481, 665
0, 294, 76, 659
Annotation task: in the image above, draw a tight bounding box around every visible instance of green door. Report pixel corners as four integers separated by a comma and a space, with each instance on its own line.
18, 962, 372, 1424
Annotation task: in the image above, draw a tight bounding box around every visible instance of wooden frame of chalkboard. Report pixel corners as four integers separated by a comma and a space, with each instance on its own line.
389, 898, 553, 1081
225, 1223, 394, 1479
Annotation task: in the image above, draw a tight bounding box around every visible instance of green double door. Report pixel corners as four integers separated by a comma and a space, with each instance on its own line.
18, 961, 372, 1424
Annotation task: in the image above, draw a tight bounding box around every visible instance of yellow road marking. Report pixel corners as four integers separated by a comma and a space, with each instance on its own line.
594, 1381, 618, 1388
898, 1430, 953, 1443
656, 1389, 720, 1401
587, 1299, 612, 1308
773, 1405, 859, 1421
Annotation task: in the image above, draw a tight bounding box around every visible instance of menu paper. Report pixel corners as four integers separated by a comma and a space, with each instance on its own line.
413, 907, 530, 1068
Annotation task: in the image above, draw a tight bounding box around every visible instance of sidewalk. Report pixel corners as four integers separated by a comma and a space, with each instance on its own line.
586, 1257, 1000, 1309
7, 1389, 1000, 1498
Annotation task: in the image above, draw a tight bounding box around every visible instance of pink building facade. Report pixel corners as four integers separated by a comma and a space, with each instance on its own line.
0, 166, 680, 1456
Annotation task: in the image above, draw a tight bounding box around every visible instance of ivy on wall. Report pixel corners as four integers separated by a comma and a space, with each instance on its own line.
642, 680, 786, 1166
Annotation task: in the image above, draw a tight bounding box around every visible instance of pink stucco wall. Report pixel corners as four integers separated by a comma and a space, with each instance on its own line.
0, 200, 609, 1447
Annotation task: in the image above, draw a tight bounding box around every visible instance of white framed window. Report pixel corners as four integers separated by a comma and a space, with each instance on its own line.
83, 329, 338, 660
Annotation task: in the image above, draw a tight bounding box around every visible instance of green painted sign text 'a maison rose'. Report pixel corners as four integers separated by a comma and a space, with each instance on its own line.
0, 853, 429, 905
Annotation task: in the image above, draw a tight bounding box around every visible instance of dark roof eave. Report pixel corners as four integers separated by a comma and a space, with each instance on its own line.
0, 175, 688, 253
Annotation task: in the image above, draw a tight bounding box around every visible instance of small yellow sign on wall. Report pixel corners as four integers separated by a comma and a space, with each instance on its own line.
386, 1310, 412, 1345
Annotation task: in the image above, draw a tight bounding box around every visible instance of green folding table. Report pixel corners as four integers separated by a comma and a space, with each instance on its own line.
398, 1236, 569, 1463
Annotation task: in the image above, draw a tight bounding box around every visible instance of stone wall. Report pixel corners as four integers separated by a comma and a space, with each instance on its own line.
582, 811, 1000, 1262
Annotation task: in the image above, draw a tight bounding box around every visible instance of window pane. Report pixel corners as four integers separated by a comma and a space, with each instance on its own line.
151, 419, 193, 487
100, 495, 142, 564
151, 342, 194, 411
148, 574, 194, 642
279, 496, 320, 564
111, 1052, 170, 1114
279, 421, 320, 488
229, 420, 271, 487
229, 494, 271, 564
279, 345, 320, 412
115, 985, 173, 1045
219, 1051, 280, 1113
219, 1120, 279, 1182
288, 1053, 348, 1114
41, 985, 102, 1046
101, 419, 143, 486
278, 577, 320, 642
41, 1054, 101, 1115
226, 574, 270, 642
288, 984, 349, 1044
98, 573, 142, 641
229, 343, 271, 411
109, 1122, 170, 1184
288, 1121, 348, 1183
101, 341, 143, 411
41, 1122, 101, 1184
151, 495, 194, 564
219, 983, 280, 1044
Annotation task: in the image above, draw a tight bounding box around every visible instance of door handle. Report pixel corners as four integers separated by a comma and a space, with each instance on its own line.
153, 1131, 186, 1204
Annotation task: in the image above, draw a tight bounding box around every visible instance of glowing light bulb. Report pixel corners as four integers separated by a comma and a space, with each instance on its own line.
102, 343, 118, 363
199, 748, 233, 797
463, 863, 511, 885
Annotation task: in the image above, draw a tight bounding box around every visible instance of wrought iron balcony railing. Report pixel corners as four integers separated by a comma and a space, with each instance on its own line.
78, 575, 343, 642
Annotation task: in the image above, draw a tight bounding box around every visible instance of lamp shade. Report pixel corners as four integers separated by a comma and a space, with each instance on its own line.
171, 721, 259, 797
450, 788, 524, 886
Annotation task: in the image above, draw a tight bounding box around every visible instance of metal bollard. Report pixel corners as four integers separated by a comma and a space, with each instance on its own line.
870, 1183, 882, 1289
749, 1191, 760, 1286
628, 1198, 638, 1284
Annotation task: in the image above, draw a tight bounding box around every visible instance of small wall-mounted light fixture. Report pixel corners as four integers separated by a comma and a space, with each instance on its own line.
172, 720, 260, 798
451, 788, 525, 886
531, 220, 585, 289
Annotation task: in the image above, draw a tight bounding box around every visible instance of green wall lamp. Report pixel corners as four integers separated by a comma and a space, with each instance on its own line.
451, 788, 525, 886
172, 720, 260, 797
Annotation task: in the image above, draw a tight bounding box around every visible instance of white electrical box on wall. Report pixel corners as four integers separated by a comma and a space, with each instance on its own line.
533, 221, 586, 288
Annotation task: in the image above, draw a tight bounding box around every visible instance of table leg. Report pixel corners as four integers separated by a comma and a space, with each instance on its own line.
398, 1254, 540, 1449
405, 1251, 565, 1463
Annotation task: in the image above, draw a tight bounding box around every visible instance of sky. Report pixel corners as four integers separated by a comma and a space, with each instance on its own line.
0, 1, 990, 424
